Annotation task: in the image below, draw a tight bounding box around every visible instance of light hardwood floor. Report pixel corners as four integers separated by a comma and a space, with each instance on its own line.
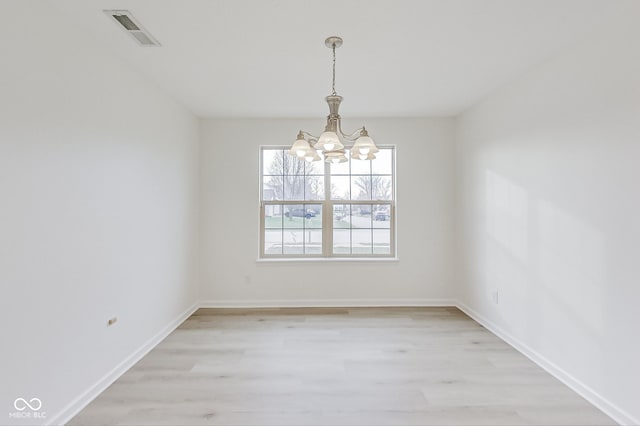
69, 307, 615, 425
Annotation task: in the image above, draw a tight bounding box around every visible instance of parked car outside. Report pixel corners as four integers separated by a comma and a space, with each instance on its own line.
374, 210, 390, 221
285, 208, 316, 219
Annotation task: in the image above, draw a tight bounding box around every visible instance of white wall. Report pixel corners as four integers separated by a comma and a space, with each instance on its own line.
200, 118, 455, 305
4, 1, 637, 423
454, 22, 640, 425
0, 2, 200, 425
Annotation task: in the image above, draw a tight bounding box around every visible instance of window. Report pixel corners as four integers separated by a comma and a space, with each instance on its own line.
260, 146, 395, 258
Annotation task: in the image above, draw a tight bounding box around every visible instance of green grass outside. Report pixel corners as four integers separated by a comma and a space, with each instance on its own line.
265, 215, 352, 229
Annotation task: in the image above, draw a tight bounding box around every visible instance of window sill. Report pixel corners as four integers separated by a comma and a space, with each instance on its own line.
256, 257, 399, 263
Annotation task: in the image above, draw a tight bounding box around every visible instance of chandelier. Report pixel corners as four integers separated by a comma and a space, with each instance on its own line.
289, 36, 378, 164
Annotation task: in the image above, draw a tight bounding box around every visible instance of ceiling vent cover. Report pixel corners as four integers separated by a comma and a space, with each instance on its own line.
104, 10, 160, 47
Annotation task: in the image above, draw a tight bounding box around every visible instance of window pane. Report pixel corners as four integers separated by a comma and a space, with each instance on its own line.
282, 175, 327, 201
352, 205, 372, 228
283, 230, 304, 254
284, 204, 304, 228
352, 229, 372, 254
283, 205, 321, 228
372, 148, 393, 175
265, 208, 283, 228
263, 149, 283, 176
351, 175, 371, 200
283, 154, 305, 175
350, 155, 371, 175
372, 176, 392, 200
330, 176, 350, 200
304, 204, 322, 228
304, 229, 322, 254
305, 176, 325, 200
373, 205, 391, 228
333, 229, 351, 254
373, 229, 391, 254
330, 153, 349, 175
264, 229, 282, 255
263, 177, 283, 200
333, 204, 351, 228
305, 159, 324, 176
284, 176, 305, 200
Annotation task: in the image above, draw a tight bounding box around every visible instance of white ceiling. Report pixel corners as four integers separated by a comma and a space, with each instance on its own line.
50, 0, 635, 117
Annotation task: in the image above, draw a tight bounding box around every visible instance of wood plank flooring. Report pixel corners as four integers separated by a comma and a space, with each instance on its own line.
69, 307, 615, 425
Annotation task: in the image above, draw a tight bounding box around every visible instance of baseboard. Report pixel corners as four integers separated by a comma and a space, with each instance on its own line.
47, 298, 451, 425
47, 301, 199, 426
456, 302, 638, 426
46, 299, 637, 426
199, 298, 457, 308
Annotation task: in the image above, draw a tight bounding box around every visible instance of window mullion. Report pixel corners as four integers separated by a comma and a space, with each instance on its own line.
323, 159, 332, 256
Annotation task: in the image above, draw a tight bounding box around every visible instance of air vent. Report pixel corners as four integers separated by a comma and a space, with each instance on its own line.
104, 10, 160, 47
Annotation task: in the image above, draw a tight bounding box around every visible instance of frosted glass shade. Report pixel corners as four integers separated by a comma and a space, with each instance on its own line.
289, 138, 311, 157
351, 135, 379, 157
304, 148, 321, 162
315, 131, 344, 152
324, 151, 348, 164
350, 150, 376, 160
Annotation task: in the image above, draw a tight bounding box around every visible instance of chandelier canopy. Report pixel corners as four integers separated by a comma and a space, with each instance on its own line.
289, 36, 378, 164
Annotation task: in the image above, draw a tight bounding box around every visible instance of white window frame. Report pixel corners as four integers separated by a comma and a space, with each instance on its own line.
259, 146, 396, 259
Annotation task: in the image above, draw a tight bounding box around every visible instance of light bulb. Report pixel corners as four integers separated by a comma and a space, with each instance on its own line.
289, 136, 311, 158
351, 133, 378, 159
316, 131, 343, 152
304, 147, 321, 162
325, 151, 347, 163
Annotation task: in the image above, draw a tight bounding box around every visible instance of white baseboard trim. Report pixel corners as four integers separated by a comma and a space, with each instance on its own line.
456, 302, 638, 426
47, 301, 199, 426
47, 299, 637, 426
199, 298, 457, 308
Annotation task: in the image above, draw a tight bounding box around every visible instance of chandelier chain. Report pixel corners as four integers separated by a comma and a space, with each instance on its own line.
331, 43, 336, 96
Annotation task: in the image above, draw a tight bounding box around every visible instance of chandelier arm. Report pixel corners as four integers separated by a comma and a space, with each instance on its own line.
337, 120, 364, 141
300, 131, 319, 142
339, 129, 363, 141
